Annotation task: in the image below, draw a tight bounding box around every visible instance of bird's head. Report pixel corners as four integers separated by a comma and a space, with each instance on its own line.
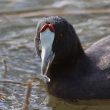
35, 16, 84, 77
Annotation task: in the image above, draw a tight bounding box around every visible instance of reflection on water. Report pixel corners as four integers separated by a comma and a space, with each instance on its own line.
0, 0, 110, 110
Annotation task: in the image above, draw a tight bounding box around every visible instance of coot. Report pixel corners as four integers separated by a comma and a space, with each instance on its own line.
35, 16, 110, 100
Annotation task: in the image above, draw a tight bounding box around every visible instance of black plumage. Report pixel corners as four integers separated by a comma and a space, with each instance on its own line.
35, 16, 110, 100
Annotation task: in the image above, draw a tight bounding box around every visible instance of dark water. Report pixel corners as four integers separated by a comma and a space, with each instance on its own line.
0, 0, 110, 110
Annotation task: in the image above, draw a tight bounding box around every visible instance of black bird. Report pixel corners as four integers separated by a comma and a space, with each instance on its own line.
35, 16, 110, 100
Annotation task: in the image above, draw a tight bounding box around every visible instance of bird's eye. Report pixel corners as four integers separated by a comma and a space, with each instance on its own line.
58, 33, 63, 40
60, 33, 63, 37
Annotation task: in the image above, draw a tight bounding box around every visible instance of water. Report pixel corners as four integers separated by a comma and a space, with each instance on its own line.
0, 0, 110, 110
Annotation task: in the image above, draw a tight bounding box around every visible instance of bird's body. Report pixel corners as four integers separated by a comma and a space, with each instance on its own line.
35, 16, 110, 100
47, 36, 110, 100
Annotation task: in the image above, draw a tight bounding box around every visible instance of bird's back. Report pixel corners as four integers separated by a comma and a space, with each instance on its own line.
86, 35, 110, 70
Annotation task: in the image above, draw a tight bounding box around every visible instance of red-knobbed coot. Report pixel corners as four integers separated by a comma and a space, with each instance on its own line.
35, 16, 110, 100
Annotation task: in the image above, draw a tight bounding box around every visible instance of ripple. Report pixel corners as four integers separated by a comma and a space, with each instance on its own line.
0, 0, 110, 110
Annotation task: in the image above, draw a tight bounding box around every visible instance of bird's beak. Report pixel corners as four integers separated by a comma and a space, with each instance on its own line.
40, 28, 55, 76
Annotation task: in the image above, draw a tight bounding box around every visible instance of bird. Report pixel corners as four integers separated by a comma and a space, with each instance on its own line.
35, 16, 110, 100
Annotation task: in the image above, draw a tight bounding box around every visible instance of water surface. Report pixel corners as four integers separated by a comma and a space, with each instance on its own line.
0, 0, 110, 110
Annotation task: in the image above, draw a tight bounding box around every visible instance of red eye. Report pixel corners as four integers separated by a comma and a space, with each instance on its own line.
60, 33, 63, 37
39, 23, 55, 33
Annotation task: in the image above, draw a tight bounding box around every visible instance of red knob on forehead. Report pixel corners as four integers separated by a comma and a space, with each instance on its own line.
39, 24, 48, 33
39, 23, 55, 33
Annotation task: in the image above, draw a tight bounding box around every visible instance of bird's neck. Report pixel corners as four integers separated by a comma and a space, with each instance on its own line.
47, 53, 95, 83
47, 48, 88, 78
